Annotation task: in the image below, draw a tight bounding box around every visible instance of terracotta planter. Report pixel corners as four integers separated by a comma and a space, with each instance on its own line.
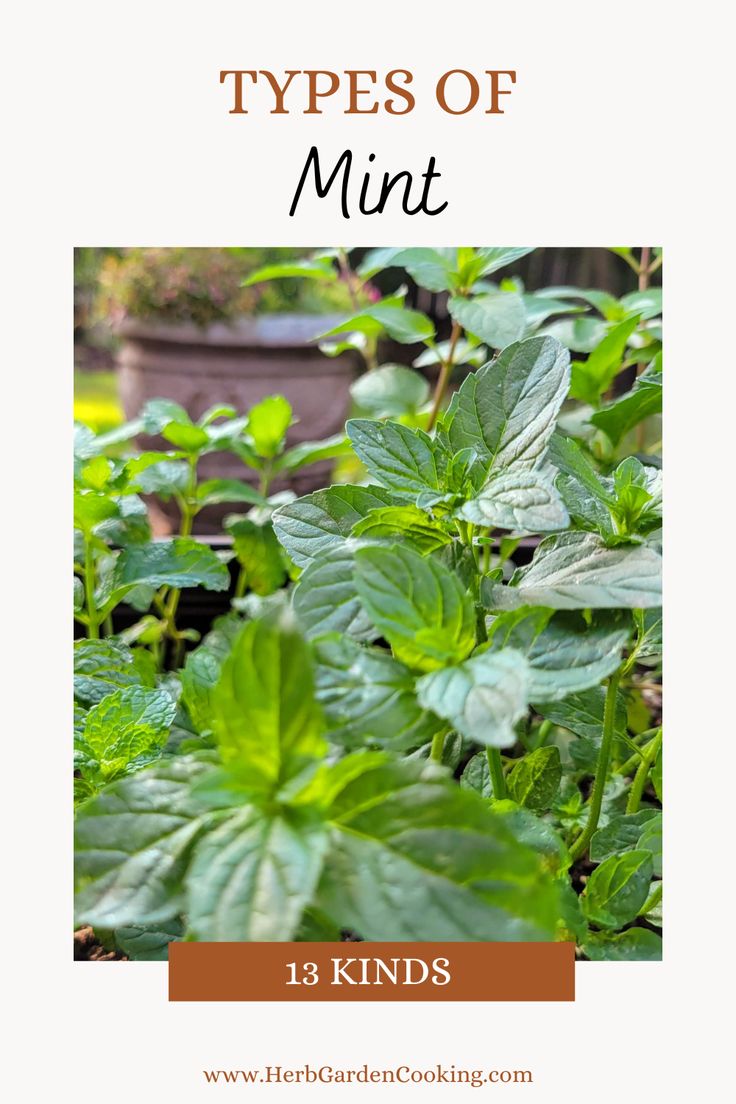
117, 314, 358, 531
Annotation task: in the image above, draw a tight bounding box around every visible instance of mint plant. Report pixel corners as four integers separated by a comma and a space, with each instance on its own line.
72, 393, 351, 800
75, 613, 565, 944
248, 247, 661, 457
74, 394, 347, 656
74, 249, 662, 961
73, 248, 662, 958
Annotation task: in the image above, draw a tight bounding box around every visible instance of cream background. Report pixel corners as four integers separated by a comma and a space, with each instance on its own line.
4, 0, 732, 1098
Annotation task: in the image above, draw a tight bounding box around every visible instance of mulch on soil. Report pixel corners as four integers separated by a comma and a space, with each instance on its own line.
74, 926, 127, 961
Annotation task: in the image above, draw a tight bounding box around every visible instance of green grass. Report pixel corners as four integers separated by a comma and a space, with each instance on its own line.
74, 370, 124, 433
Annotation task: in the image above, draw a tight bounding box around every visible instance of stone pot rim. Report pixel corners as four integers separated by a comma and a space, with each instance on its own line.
116, 312, 346, 350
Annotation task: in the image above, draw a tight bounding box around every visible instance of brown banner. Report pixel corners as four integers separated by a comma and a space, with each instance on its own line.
169, 942, 574, 1002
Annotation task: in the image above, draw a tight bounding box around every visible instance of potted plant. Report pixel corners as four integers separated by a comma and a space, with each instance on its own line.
97, 248, 360, 510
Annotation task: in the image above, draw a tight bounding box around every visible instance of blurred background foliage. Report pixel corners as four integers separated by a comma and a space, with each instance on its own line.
74, 246, 660, 433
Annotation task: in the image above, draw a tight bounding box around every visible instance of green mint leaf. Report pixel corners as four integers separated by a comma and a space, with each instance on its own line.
549, 435, 660, 543
414, 338, 487, 371
492, 801, 570, 878
320, 302, 435, 344
129, 459, 190, 497
448, 291, 526, 349
210, 613, 325, 793
181, 646, 225, 735
317, 757, 561, 941
487, 609, 630, 699
185, 808, 328, 941
140, 398, 192, 433
112, 538, 230, 597
74, 639, 156, 706
354, 544, 476, 671
288, 749, 391, 811
96, 494, 152, 547
124, 450, 186, 479
197, 403, 237, 426
319, 333, 369, 358
161, 422, 209, 451
555, 474, 616, 540
242, 258, 338, 284
611, 458, 662, 535
80, 455, 114, 491
521, 293, 587, 330
458, 468, 569, 533
460, 751, 493, 797
581, 850, 653, 930
635, 607, 662, 659
77, 686, 176, 784
619, 287, 662, 321
74, 755, 211, 928
204, 415, 250, 449
272, 484, 395, 568
350, 363, 430, 418
351, 505, 452, 554
357, 304, 436, 343
114, 921, 184, 961
486, 532, 662, 610
74, 492, 119, 533
474, 247, 535, 277
524, 614, 629, 698
548, 433, 614, 506
196, 479, 266, 507
446, 335, 570, 479
226, 517, 287, 596
582, 928, 662, 961
542, 315, 609, 353
358, 247, 457, 291
247, 395, 293, 458
589, 810, 660, 863
506, 746, 562, 812
73, 423, 99, 460
534, 686, 628, 743
569, 315, 640, 405
274, 434, 352, 476
347, 419, 448, 499
416, 649, 528, 747
295, 909, 343, 942
590, 361, 662, 446
640, 880, 663, 925
637, 814, 662, 876
293, 542, 379, 641
313, 634, 444, 752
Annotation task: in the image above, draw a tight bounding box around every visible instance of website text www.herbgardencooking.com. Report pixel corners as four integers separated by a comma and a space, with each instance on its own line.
203, 1065, 533, 1088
